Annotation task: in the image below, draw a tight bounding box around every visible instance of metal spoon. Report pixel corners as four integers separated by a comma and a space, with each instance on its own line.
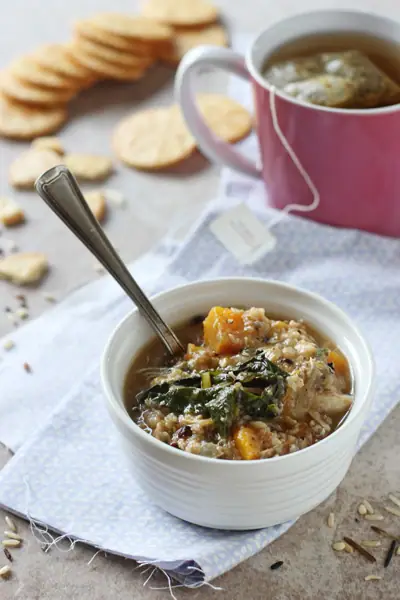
35, 165, 184, 356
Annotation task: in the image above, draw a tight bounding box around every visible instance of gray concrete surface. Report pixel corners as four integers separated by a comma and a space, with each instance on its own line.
1, 1, 399, 598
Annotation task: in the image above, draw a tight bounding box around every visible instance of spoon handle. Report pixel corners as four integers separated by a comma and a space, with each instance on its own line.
35, 165, 184, 356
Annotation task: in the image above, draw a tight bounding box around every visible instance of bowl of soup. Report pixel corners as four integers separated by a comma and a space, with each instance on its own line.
101, 278, 374, 530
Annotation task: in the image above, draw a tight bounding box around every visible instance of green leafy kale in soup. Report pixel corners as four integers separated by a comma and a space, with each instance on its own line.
124, 307, 353, 460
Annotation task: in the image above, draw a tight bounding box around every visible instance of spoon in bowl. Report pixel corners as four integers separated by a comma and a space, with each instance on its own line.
35, 165, 185, 356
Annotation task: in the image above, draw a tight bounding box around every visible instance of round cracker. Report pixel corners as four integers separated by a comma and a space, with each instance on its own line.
0, 96, 67, 140
87, 13, 173, 42
9, 56, 78, 90
74, 20, 152, 55
142, 0, 218, 26
163, 24, 228, 64
84, 190, 107, 222
196, 94, 252, 143
66, 45, 148, 81
31, 44, 93, 80
73, 38, 154, 69
9, 149, 61, 189
0, 70, 75, 106
112, 105, 196, 170
63, 153, 113, 181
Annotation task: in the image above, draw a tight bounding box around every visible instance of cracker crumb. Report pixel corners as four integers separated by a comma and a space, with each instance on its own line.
43, 293, 56, 303
3, 339, 15, 351
15, 307, 29, 320
0, 197, 25, 227
23, 362, 32, 373
104, 188, 126, 207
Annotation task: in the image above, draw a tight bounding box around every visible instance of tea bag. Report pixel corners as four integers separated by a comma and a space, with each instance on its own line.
264, 55, 323, 88
264, 49, 400, 109
321, 50, 400, 108
284, 75, 357, 108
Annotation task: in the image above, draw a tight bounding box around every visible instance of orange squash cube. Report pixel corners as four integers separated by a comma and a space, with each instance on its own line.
234, 426, 261, 460
327, 349, 349, 377
203, 306, 245, 355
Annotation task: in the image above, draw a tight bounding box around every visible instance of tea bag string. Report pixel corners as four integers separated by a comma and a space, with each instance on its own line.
266, 85, 320, 230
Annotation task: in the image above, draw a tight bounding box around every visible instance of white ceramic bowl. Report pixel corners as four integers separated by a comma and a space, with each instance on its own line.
101, 278, 374, 530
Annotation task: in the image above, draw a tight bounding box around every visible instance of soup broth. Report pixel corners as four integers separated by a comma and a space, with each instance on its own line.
262, 32, 400, 109
124, 307, 353, 460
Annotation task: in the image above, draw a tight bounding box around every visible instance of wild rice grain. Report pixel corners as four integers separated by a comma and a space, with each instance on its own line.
358, 504, 367, 515
2, 540, 20, 548
365, 514, 384, 521
0, 565, 11, 579
328, 512, 335, 528
270, 560, 284, 570
388, 493, 400, 509
384, 540, 397, 568
370, 525, 400, 542
363, 500, 375, 515
384, 506, 400, 518
364, 575, 382, 581
3, 548, 12, 562
343, 537, 376, 563
4, 517, 16, 533
332, 542, 346, 552
4, 531, 22, 541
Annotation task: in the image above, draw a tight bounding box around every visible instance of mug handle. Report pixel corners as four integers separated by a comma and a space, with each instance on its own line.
175, 46, 262, 179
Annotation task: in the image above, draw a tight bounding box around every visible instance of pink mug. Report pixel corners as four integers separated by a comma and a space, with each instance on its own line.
175, 10, 400, 237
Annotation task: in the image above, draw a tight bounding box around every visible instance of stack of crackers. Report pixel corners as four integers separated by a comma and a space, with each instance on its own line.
0, 0, 228, 141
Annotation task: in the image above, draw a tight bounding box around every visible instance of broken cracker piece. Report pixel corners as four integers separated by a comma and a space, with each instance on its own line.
0, 252, 48, 285
9, 149, 61, 189
32, 136, 65, 155
0, 197, 25, 227
64, 153, 113, 181
85, 190, 107, 222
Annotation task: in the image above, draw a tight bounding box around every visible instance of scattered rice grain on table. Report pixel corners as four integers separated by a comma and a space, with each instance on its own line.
0, 565, 11, 579
4, 531, 22, 541
4, 517, 16, 533
388, 493, 400, 508
332, 541, 345, 551
361, 540, 381, 548
384, 505, 400, 517
363, 499, 375, 514
2, 539, 20, 548
358, 503, 367, 515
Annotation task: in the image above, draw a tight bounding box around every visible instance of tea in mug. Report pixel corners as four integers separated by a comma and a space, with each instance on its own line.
262, 32, 400, 109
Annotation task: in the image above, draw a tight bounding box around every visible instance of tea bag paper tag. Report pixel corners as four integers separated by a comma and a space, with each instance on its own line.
209, 203, 276, 265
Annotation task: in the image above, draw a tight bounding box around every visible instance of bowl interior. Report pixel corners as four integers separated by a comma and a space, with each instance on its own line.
102, 278, 374, 435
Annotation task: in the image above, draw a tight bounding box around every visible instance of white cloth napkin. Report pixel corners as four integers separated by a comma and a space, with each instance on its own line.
1, 36, 400, 585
